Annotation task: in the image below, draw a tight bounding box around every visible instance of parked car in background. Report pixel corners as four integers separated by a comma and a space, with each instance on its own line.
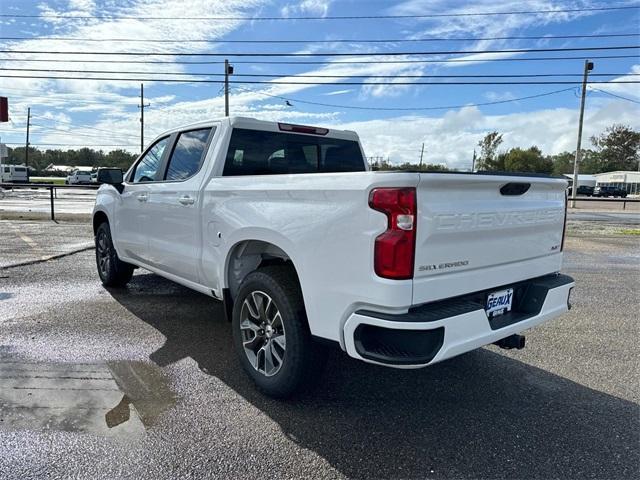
1, 164, 29, 183
93, 117, 574, 398
65, 170, 93, 185
568, 185, 594, 196
593, 185, 628, 198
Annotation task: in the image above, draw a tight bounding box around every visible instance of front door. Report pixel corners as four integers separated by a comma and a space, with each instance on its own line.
114, 135, 171, 263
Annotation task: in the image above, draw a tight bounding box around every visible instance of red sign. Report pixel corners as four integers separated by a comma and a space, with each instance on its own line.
0, 97, 8, 122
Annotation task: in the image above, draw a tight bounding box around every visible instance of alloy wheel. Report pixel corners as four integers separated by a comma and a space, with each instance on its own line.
239, 290, 286, 377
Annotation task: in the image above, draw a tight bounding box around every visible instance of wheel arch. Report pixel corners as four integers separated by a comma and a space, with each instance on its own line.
224, 239, 301, 302
92, 210, 110, 235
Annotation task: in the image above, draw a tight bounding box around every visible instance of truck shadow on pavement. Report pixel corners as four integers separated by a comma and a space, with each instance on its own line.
110, 273, 638, 480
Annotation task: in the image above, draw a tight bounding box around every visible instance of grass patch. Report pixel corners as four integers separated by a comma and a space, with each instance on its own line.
617, 229, 640, 236
30, 177, 66, 185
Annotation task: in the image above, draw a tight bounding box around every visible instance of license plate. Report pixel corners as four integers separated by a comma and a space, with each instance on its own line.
486, 288, 514, 317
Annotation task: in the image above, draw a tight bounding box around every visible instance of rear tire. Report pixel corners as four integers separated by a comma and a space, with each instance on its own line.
95, 222, 134, 287
232, 265, 326, 398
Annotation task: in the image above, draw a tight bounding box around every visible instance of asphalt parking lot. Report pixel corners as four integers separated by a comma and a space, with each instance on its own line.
0, 219, 638, 479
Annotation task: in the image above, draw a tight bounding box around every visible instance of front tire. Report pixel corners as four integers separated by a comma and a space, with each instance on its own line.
95, 222, 134, 287
232, 266, 326, 398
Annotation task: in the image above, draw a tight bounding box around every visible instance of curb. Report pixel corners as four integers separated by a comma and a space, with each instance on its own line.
0, 243, 95, 270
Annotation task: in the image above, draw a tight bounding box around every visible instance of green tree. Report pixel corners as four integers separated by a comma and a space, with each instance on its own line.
576, 149, 602, 174
549, 151, 574, 175
590, 124, 639, 172
476, 131, 503, 171
499, 146, 553, 174
3, 146, 137, 174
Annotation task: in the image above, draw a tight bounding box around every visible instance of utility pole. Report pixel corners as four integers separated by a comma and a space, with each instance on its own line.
418, 143, 425, 171
471, 149, 476, 172
572, 59, 594, 208
138, 83, 150, 153
25, 107, 31, 169
224, 59, 234, 116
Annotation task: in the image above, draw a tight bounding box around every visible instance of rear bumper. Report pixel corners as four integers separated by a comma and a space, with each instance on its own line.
343, 273, 574, 368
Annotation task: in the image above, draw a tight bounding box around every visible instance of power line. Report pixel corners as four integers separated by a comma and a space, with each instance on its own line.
2, 86, 138, 100
2, 45, 637, 56
235, 86, 578, 111
1, 33, 638, 43
2, 142, 137, 147
590, 87, 640, 104
0, 5, 636, 20
5, 93, 137, 107
1, 74, 638, 85
2, 67, 636, 78
30, 124, 138, 141
1, 54, 636, 66
31, 115, 139, 138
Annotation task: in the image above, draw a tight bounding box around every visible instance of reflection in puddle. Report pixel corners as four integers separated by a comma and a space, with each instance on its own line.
0, 358, 175, 436
107, 360, 176, 428
105, 395, 132, 429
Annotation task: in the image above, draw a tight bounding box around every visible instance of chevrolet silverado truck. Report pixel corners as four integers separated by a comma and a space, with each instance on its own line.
93, 117, 575, 397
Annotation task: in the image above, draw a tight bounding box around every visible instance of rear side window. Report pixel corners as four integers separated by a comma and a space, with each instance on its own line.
223, 128, 365, 176
165, 128, 213, 181
131, 136, 170, 183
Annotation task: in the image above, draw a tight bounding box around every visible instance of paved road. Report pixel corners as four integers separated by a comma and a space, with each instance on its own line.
568, 210, 640, 223
0, 187, 96, 217
0, 225, 638, 479
1, 185, 638, 219
0, 221, 93, 268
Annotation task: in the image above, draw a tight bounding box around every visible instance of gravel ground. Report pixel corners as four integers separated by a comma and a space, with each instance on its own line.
0, 223, 638, 479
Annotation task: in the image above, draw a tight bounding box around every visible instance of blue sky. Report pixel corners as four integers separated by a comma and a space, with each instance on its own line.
0, 0, 638, 168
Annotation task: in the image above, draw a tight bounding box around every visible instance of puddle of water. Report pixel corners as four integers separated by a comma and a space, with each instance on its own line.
0, 357, 175, 436
107, 360, 176, 428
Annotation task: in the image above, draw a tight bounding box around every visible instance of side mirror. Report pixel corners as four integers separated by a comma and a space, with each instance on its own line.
97, 168, 124, 193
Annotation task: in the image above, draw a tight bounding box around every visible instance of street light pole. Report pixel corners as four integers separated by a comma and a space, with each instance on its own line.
25, 107, 31, 169
224, 59, 233, 116
571, 59, 594, 208
139, 83, 150, 153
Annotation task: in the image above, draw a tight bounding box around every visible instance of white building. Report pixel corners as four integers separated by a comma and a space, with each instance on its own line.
44, 164, 94, 173
563, 174, 596, 188
593, 171, 640, 196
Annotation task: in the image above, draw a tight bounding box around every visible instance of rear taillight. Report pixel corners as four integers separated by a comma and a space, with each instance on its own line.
369, 187, 417, 280
561, 191, 568, 251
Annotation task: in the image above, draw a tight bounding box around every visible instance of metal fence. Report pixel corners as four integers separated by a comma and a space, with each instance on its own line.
568, 196, 640, 210
1, 182, 99, 221
1, 183, 639, 222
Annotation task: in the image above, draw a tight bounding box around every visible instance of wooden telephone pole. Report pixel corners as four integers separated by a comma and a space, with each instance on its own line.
139, 83, 150, 153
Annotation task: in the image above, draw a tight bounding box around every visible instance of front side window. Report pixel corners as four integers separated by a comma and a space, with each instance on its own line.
223, 128, 365, 176
131, 136, 170, 183
165, 128, 213, 181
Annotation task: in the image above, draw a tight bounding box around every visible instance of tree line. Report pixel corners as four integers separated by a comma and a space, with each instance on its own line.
474, 124, 639, 174
2, 146, 138, 174
2, 123, 638, 175
374, 124, 639, 174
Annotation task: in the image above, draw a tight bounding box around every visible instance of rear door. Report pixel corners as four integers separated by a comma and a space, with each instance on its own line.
146, 126, 215, 282
412, 173, 567, 303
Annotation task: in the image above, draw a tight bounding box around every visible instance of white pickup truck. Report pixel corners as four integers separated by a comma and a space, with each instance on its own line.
66, 169, 93, 185
93, 117, 574, 397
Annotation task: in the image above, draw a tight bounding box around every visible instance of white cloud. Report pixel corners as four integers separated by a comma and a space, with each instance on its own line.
337, 100, 640, 169
484, 91, 517, 102
281, 0, 333, 18
323, 89, 353, 96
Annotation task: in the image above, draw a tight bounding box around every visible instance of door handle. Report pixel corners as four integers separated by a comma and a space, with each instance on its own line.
136, 193, 148, 202
178, 195, 195, 206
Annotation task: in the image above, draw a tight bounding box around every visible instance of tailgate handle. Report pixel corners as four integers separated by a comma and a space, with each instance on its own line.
500, 182, 530, 196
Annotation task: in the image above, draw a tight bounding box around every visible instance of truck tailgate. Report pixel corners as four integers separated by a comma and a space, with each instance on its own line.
412, 173, 567, 305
